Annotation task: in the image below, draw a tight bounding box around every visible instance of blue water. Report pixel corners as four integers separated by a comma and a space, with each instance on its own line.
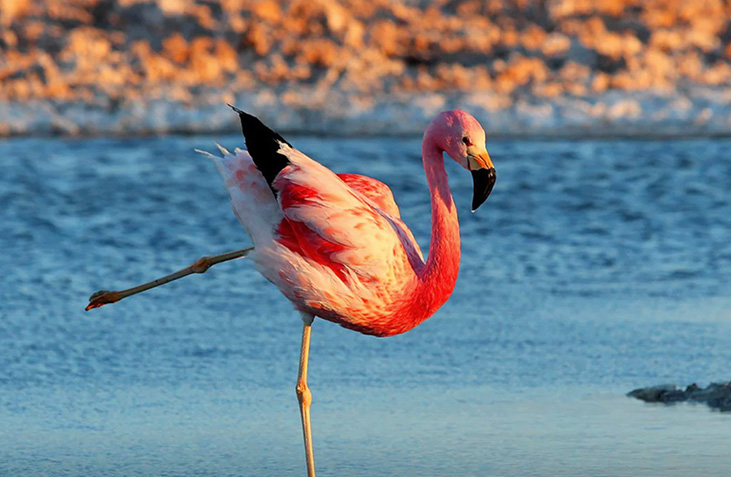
1, 135, 730, 476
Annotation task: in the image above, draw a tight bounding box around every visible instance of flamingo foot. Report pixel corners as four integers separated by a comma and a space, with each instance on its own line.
86, 290, 122, 311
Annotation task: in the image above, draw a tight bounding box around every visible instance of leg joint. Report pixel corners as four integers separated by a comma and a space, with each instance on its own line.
191, 256, 211, 273
296, 381, 312, 406
300, 313, 315, 326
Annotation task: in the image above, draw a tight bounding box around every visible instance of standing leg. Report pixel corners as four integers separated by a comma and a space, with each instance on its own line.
296, 313, 316, 477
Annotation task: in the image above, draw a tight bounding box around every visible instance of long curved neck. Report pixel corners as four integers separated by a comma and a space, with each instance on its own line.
416, 134, 461, 313
373, 133, 462, 336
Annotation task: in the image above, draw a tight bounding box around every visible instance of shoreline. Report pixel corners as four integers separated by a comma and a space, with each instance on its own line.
5, 128, 731, 141
3, 88, 730, 139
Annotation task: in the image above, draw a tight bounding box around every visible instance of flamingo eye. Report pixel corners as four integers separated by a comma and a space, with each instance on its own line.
462, 137, 472, 146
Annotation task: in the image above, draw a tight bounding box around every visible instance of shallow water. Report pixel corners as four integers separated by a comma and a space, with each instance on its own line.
1, 135, 730, 476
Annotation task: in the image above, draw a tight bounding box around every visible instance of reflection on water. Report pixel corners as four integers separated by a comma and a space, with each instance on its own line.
1, 136, 730, 475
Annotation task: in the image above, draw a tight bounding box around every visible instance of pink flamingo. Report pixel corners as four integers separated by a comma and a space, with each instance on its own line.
87, 107, 496, 476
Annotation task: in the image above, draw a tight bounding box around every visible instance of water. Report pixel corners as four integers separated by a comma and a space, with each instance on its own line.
1, 135, 730, 476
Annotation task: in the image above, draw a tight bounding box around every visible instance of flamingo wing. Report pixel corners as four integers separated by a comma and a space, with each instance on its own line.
335, 174, 424, 264
273, 143, 420, 282
336, 174, 400, 218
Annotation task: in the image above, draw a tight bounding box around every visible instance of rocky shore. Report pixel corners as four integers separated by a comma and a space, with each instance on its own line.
628, 382, 731, 412
1, 0, 731, 137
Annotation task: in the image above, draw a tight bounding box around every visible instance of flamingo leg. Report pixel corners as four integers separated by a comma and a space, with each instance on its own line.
85, 247, 253, 311
296, 313, 316, 477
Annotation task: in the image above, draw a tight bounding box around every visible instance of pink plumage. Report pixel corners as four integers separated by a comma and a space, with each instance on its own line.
202, 110, 495, 338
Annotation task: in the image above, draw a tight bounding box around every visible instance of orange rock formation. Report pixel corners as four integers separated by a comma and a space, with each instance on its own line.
1, 0, 730, 135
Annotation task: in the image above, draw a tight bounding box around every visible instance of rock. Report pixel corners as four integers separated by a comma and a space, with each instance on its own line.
659, 389, 687, 403
628, 382, 731, 411
627, 384, 678, 402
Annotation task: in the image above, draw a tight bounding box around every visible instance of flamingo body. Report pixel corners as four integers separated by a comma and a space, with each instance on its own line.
204, 109, 495, 337
207, 146, 428, 336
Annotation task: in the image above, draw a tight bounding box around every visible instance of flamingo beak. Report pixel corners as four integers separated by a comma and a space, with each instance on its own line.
468, 150, 496, 212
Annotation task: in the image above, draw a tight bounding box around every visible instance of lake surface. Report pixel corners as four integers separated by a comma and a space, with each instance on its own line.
1, 135, 730, 476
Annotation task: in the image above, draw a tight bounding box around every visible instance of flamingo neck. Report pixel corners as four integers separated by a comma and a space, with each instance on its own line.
413, 134, 461, 320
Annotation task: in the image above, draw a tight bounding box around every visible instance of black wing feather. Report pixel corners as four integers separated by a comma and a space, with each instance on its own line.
228, 104, 291, 194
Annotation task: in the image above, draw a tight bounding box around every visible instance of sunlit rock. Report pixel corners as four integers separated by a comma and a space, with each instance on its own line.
0, 0, 730, 136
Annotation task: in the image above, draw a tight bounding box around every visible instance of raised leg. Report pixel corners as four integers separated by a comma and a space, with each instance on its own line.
296, 313, 316, 477
85, 247, 253, 310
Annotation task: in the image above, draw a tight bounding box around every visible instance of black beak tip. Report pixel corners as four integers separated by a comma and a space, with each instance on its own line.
471, 167, 496, 212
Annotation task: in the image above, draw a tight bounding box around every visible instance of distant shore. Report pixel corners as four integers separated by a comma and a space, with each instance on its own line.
2, 87, 730, 138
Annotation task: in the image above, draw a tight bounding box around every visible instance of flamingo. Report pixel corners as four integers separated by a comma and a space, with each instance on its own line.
86, 107, 496, 476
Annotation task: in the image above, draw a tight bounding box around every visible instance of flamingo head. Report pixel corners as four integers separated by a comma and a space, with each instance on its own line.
428, 110, 496, 211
